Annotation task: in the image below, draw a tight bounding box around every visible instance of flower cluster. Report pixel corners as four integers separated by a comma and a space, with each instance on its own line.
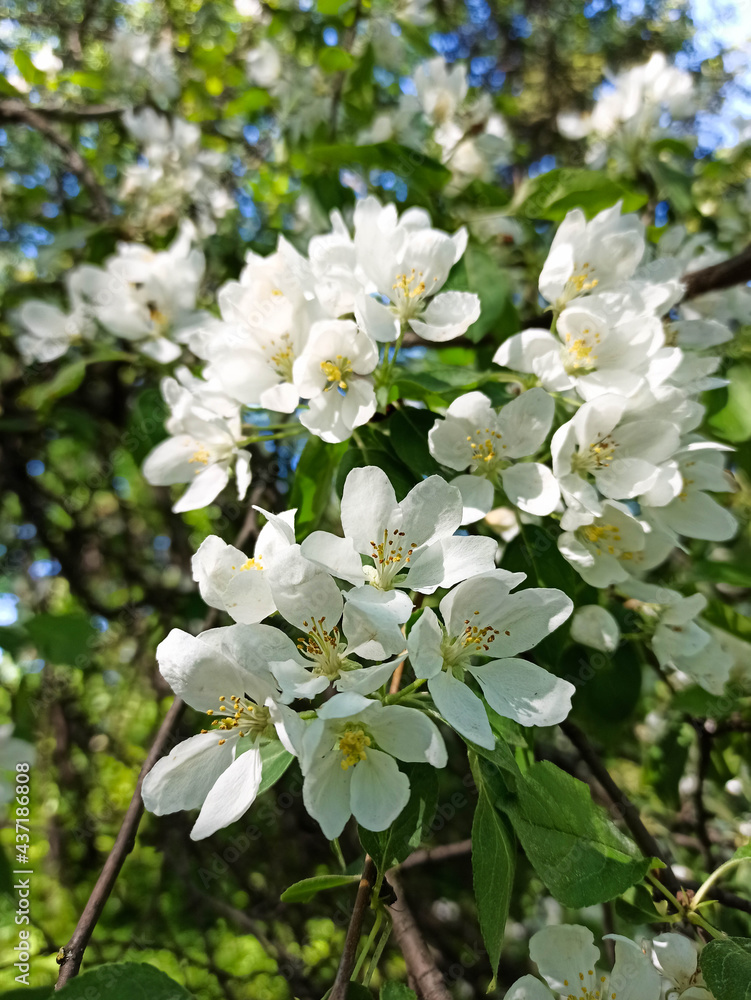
142, 465, 574, 840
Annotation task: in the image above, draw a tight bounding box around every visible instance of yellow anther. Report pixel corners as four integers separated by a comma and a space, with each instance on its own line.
338, 728, 371, 770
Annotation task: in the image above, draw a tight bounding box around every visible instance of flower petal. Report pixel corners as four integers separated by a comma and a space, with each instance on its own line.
502, 462, 560, 516
190, 745, 263, 840
141, 731, 235, 815
429, 670, 494, 749
350, 748, 410, 831
469, 658, 574, 727
529, 924, 601, 994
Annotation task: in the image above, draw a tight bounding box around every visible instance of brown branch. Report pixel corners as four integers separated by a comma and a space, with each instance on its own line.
22, 103, 126, 123
559, 719, 681, 895
399, 839, 472, 871
55, 500, 263, 988
682, 244, 751, 301
388, 873, 452, 1000
54, 695, 187, 987
330, 856, 377, 1000
0, 99, 109, 220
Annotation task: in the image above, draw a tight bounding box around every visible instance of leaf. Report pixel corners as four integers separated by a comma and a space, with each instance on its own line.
380, 983, 418, 1000
307, 142, 451, 195
13, 50, 46, 86
615, 883, 666, 924
467, 737, 520, 792
280, 873, 361, 903
335, 444, 416, 502
25, 613, 97, 666
732, 843, 751, 861
0, 989, 53, 1000
444, 242, 518, 344
701, 601, 751, 643
17, 351, 134, 412
514, 168, 647, 221
257, 742, 294, 797
223, 88, 271, 117
387, 408, 442, 479
708, 364, 751, 442
701, 938, 751, 1000
289, 437, 348, 538
471, 774, 515, 987
318, 47, 355, 73
358, 762, 438, 871
500, 761, 650, 907
693, 560, 751, 589
54, 962, 194, 998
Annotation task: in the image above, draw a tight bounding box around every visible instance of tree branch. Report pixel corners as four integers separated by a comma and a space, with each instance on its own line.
55, 501, 263, 988
330, 856, 377, 1000
0, 99, 110, 220
559, 719, 681, 895
682, 243, 751, 301
388, 873, 452, 1000
20, 103, 126, 123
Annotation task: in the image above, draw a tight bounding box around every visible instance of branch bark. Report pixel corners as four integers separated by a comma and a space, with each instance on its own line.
0, 99, 110, 220
682, 243, 751, 301
388, 873, 452, 1000
330, 856, 377, 1000
54, 501, 263, 987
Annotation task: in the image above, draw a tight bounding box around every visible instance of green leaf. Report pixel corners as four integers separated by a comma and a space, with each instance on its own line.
701, 938, 751, 1000
13, 50, 46, 86
280, 873, 361, 903
257, 742, 294, 797
25, 613, 97, 666
54, 963, 194, 998
359, 763, 438, 871
380, 983, 418, 1000
467, 737, 520, 792
708, 364, 751, 442
317, 0, 351, 13
731, 843, 751, 861
444, 242, 518, 344
471, 779, 515, 987
0, 989, 53, 999
223, 87, 271, 117
307, 143, 450, 195
17, 351, 133, 412
289, 437, 348, 538
387, 408, 442, 479
701, 601, 751, 643
693, 560, 751, 588
500, 761, 650, 907
335, 444, 416, 501
615, 883, 666, 924
318, 47, 355, 73
514, 168, 647, 221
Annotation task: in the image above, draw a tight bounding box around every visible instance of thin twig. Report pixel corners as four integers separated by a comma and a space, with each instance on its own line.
0, 99, 110, 220
559, 719, 681, 895
683, 243, 751, 301
55, 501, 263, 987
330, 856, 377, 1000
388, 873, 451, 1000
399, 839, 472, 871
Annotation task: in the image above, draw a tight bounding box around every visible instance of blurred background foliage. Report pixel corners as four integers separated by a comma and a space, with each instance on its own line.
1, 0, 751, 996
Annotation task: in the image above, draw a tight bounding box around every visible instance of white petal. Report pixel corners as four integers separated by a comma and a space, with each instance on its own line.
341, 466, 398, 555
301, 531, 365, 586
608, 935, 661, 1000
268, 546, 343, 630
570, 606, 620, 653
235, 450, 252, 500
409, 291, 481, 342
271, 659, 329, 700
497, 388, 555, 458
404, 535, 498, 593
429, 670, 494, 749
141, 731, 234, 815
451, 474, 495, 524
493, 329, 559, 376
399, 475, 463, 549
469, 658, 575, 727
504, 976, 554, 1000
334, 659, 402, 696
173, 463, 229, 513
303, 748, 354, 840
502, 462, 560, 516
650, 933, 698, 986
529, 924, 600, 993
407, 607, 444, 679
355, 293, 400, 343
190, 746, 263, 840
350, 749, 410, 831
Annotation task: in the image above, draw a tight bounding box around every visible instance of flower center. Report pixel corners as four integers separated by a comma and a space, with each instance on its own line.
578, 522, 634, 560
147, 301, 170, 335
203, 694, 271, 745
189, 446, 211, 468
321, 355, 354, 394
466, 427, 506, 468
440, 613, 507, 675
368, 528, 417, 589
391, 268, 437, 318
562, 326, 601, 373
338, 727, 371, 770
262, 333, 295, 382
298, 616, 352, 678
562, 971, 614, 1000
571, 436, 616, 475
565, 262, 599, 298
231, 557, 263, 571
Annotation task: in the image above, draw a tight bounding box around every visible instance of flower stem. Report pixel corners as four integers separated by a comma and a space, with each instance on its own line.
352, 907, 383, 981
692, 856, 751, 908
385, 678, 426, 704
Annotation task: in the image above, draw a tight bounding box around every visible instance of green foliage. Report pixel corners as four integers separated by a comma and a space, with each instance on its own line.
358, 763, 438, 872
701, 938, 751, 1000
280, 873, 361, 903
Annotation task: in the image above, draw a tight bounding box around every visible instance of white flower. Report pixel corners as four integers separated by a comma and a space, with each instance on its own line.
31, 42, 63, 75
551, 394, 680, 528
14, 268, 97, 364
300, 692, 446, 840
495, 286, 665, 398
538, 202, 645, 309
301, 466, 498, 595
108, 31, 180, 105
246, 40, 282, 88
142, 379, 250, 513
619, 581, 732, 694
141, 626, 304, 840
570, 605, 621, 653
82, 221, 207, 363
641, 441, 737, 543
558, 501, 672, 587
413, 56, 468, 126
427, 389, 560, 516
651, 933, 713, 1000
264, 547, 409, 699
505, 924, 661, 1000
349, 196, 480, 343
201, 237, 324, 413
191, 507, 296, 624
408, 571, 574, 747
295, 320, 378, 443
